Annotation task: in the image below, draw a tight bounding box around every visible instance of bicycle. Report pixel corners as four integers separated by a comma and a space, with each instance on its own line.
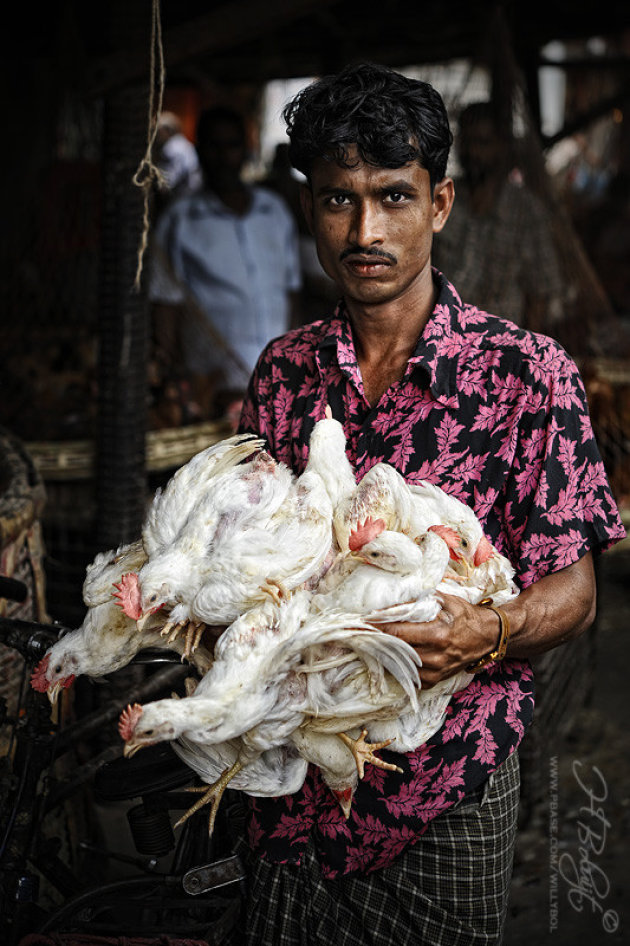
0, 576, 245, 946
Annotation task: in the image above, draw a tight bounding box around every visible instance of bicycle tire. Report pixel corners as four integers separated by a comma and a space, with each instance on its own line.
36, 873, 242, 941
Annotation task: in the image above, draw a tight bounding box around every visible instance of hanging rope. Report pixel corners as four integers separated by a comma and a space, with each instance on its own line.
132, 0, 167, 290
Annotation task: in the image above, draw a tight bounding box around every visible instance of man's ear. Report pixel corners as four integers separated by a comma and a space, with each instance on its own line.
432, 177, 454, 234
300, 182, 315, 235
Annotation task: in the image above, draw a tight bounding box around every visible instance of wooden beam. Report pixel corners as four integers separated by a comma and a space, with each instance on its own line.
86, 0, 340, 97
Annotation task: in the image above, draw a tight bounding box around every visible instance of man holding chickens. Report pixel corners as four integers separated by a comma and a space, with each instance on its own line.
232, 63, 626, 944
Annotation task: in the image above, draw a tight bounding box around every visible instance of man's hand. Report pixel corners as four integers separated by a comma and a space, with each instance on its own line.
381, 553, 596, 689
381, 594, 498, 688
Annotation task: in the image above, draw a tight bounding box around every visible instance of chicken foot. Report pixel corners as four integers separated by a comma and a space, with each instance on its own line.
160, 619, 206, 658
174, 759, 245, 836
337, 729, 403, 779
260, 578, 289, 604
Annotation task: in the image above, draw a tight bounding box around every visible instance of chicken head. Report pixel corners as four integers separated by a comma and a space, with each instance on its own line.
30, 652, 77, 704
118, 701, 179, 757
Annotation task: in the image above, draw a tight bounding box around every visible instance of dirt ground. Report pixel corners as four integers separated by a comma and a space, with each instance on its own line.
503, 542, 629, 946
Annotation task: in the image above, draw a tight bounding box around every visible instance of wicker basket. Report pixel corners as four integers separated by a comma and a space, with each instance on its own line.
0, 428, 48, 716
25, 419, 234, 482
24, 421, 234, 625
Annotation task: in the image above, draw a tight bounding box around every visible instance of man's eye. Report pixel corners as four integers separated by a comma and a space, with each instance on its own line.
386, 191, 408, 203
327, 195, 350, 207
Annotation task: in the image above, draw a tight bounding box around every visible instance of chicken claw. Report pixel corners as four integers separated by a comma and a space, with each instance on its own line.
337, 729, 403, 779
174, 760, 244, 835
184, 620, 206, 657
160, 619, 183, 641
260, 578, 289, 604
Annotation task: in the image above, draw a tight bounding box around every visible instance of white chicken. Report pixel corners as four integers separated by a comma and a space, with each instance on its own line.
307, 406, 517, 604
82, 538, 147, 606
311, 518, 450, 623
30, 540, 214, 703
98, 407, 521, 827
118, 593, 314, 830
182, 460, 334, 626
116, 432, 334, 644
303, 413, 520, 775
172, 736, 308, 800
305, 406, 358, 546
142, 433, 267, 558
118, 591, 424, 826
30, 598, 212, 704
165, 734, 308, 833
290, 726, 398, 818
305, 407, 496, 570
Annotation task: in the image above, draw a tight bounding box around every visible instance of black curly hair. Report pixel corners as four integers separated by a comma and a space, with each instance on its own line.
283, 62, 452, 189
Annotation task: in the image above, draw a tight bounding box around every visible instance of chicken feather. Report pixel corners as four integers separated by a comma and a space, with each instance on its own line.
142, 433, 265, 556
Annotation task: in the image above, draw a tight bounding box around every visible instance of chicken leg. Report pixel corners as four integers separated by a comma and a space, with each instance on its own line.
174, 759, 245, 835
260, 578, 289, 604
337, 729, 403, 779
160, 618, 206, 659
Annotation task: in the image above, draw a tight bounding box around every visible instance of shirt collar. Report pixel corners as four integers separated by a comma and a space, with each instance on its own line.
190, 185, 273, 217
315, 269, 464, 406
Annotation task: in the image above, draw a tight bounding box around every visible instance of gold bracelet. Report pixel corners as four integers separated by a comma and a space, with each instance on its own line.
466, 600, 511, 674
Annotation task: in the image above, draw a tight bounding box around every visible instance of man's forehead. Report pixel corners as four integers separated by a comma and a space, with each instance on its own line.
309, 151, 428, 188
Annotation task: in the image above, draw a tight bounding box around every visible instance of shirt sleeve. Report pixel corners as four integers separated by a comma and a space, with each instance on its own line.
147, 210, 186, 305
500, 344, 626, 587
274, 197, 303, 293
237, 343, 276, 450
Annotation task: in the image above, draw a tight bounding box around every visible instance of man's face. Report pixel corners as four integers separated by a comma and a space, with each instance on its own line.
301, 148, 453, 309
458, 117, 503, 185
197, 119, 247, 189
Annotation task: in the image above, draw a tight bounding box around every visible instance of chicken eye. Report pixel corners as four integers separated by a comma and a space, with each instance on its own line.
144, 728, 154, 736
54, 664, 62, 673
461, 539, 469, 549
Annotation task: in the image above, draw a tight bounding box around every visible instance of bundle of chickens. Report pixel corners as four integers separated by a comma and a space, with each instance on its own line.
31, 407, 519, 830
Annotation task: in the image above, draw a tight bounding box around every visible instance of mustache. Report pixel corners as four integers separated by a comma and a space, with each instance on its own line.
339, 245, 397, 264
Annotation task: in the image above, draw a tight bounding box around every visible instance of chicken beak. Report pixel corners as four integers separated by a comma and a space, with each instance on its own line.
48, 682, 63, 706
123, 740, 146, 759
460, 558, 472, 578
339, 795, 353, 819
136, 612, 153, 632
332, 787, 354, 819
444, 556, 467, 580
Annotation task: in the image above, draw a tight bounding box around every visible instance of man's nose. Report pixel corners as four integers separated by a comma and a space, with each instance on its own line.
349, 202, 384, 246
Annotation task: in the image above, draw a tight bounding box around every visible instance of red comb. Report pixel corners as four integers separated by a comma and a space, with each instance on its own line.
30, 654, 51, 692
119, 702, 143, 741
113, 573, 142, 620
474, 535, 494, 566
348, 517, 386, 551
428, 524, 460, 549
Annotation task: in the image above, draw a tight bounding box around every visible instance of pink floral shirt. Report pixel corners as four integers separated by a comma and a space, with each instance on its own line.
238, 270, 625, 878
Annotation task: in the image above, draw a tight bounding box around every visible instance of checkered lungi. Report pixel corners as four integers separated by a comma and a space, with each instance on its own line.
228, 750, 520, 946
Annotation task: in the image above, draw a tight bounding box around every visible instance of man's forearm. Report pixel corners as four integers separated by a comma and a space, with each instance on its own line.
383, 552, 597, 686
501, 551, 596, 658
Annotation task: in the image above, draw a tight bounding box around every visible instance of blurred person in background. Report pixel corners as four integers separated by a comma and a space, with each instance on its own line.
433, 100, 564, 334
148, 106, 302, 426
153, 110, 203, 206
